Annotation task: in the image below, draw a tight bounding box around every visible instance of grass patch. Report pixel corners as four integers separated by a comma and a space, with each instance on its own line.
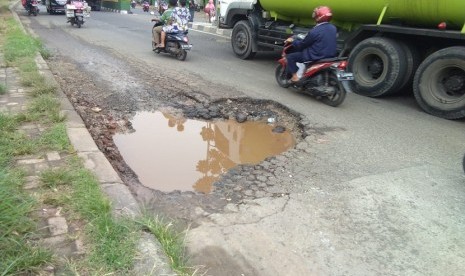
0, 9, 64, 274
20, 70, 45, 87
0, 169, 53, 275
39, 123, 70, 151
26, 93, 64, 123
39, 161, 139, 274
137, 214, 191, 275
0, 128, 37, 157
1, 5, 191, 275
0, 112, 20, 132
86, 215, 138, 272
3, 19, 41, 65
30, 81, 57, 97
0, 83, 6, 94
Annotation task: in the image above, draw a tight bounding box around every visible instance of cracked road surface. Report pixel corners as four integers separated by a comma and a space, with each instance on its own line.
19, 7, 465, 276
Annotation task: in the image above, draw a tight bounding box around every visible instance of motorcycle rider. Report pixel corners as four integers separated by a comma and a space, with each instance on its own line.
285, 6, 337, 84
25, 0, 33, 12
151, 0, 177, 49
158, 0, 190, 48
142, 0, 150, 11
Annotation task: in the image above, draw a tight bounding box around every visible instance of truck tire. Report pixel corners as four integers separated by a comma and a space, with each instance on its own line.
348, 37, 407, 97
231, 20, 256, 60
397, 41, 421, 93
413, 47, 465, 119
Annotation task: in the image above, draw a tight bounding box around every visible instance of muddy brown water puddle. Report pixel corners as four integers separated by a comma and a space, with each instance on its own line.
113, 111, 295, 193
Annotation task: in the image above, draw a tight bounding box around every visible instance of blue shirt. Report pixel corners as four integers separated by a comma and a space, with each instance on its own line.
293, 22, 337, 61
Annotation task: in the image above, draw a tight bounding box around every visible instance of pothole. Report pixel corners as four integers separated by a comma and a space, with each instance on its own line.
113, 111, 296, 193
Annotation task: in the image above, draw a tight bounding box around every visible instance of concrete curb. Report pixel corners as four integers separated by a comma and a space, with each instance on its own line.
10, 2, 175, 275
101, 7, 232, 38
101, 7, 130, 14
189, 21, 232, 38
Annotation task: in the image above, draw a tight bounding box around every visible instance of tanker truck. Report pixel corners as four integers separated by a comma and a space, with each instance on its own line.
219, 0, 465, 119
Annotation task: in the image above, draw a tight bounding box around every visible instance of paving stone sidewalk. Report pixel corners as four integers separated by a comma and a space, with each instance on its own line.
2, 5, 194, 274
1, 58, 83, 275
1, 51, 173, 276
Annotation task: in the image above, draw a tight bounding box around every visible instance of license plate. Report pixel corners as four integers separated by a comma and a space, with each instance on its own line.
338, 72, 354, 81
181, 44, 192, 50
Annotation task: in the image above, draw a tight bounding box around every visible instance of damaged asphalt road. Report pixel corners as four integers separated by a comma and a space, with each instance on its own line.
19, 8, 465, 276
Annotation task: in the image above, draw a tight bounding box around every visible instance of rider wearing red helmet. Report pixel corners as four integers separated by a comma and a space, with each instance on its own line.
286, 6, 337, 83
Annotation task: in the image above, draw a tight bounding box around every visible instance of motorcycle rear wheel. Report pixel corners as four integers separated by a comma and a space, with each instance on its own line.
320, 72, 347, 107
275, 64, 291, 88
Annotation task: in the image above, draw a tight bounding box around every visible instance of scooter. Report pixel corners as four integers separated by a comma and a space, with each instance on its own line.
142, 1, 149, 12
23, 0, 39, 16
65, 0, 90, 28
152, 21, 192, 61
275, 33, 354, 107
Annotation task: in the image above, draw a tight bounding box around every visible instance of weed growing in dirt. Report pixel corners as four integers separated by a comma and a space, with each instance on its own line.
137, 214, 193, 275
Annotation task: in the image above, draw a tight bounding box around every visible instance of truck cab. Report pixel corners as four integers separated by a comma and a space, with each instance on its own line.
219, 0, 254, 28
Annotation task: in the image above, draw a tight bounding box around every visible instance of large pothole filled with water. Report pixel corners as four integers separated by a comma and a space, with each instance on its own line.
114, 111, 296, 194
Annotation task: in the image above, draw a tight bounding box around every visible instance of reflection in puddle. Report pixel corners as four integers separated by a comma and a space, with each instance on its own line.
113, 111, 295, 193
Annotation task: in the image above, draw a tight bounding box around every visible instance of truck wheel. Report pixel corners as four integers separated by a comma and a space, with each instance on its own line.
348, 37, 407, 97
397, 41, 421, 93
231, 20, 256, 60
413, 47, 465, 119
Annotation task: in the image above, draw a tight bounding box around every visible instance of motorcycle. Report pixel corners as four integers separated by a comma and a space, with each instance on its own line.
151, 21, 192, 61
142, 1, 149, 12
23, 0, 39, 16
275, 33, 354, 107
65, 0, 90, 28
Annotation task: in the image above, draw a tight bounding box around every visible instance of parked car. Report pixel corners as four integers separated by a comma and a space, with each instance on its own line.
45, 0, 67, 14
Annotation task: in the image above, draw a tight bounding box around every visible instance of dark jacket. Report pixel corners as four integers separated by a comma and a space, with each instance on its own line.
292, 22, 337, 61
